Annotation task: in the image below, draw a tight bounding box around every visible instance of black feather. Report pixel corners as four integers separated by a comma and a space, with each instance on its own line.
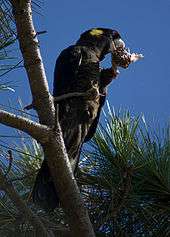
32, 28, 118, 210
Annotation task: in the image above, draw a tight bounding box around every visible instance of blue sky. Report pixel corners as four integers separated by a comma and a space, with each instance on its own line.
1, 0, 170, 136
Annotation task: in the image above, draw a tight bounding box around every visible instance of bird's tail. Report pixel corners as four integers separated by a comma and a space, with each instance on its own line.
32, 160, 59, 210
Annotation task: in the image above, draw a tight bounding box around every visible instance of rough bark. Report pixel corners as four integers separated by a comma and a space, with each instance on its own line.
5, 0, 96, 236
11, 0, 55, 126
0, 110, 50, 143
44, 124, 95, 237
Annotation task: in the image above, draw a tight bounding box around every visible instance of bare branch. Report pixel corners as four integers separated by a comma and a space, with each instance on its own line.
54, 92, 85, 102
0, 169, 50, 237
0, 109, 50, 143
54, 87, 102, 103
11, 0, 55, 126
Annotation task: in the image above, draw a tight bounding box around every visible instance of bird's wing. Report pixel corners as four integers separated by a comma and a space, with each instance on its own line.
53, 45, 82, 96
53, 46, 102, 172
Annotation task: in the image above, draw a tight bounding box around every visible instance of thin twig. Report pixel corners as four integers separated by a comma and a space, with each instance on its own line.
34, 30, 47, 38
53, 89, 103, 103
53, 92, 85, 102
24, 102, 35, 110
0, 59, 23, 77
0, 103, 38, 118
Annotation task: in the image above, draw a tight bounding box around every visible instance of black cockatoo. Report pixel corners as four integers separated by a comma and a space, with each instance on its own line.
32, 28, 133, 210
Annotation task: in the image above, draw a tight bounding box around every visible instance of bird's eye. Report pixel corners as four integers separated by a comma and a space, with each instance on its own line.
113, 39, 125, 49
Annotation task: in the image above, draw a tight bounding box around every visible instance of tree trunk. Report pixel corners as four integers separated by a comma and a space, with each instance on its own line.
9, 0, 95, 236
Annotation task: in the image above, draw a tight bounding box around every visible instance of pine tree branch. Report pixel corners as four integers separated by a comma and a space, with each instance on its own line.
0, 168, 51, 237
11, 0, 55, 127
0, 109, 50, 143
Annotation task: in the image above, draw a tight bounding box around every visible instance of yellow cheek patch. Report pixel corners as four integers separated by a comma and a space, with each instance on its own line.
89, 29, 103, 36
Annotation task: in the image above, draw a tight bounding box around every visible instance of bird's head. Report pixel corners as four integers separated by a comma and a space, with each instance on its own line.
76, 28, 126, 60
